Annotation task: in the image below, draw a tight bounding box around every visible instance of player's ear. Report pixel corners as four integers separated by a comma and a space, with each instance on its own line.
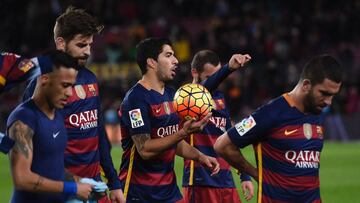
146, 58, 157, 69
191, 68, 199, 83
55, 37, 66, 51
302, 79, 312, 92
39, 74, 50, 86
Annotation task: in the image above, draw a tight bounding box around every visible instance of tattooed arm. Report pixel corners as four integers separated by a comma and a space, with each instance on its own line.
9, 120, 92, 198
131, 132, 184, 160
131, 113, 212, 160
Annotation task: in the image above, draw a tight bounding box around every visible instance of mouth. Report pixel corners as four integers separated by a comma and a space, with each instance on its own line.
171, 66, 178, 76
77, 57, 88, 64
60, 99, 68, 106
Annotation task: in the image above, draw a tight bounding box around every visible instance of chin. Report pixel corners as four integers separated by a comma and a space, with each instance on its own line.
78, 60, 87, 66
311, 108, 323, 115
55, 104, 65, 109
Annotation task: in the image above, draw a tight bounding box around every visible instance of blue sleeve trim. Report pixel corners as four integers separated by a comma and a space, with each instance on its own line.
240, 173, 251, 181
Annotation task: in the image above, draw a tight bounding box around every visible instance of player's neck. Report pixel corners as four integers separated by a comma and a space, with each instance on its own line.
32, 93, 56, 120
288, 87, 305, 113
139, 74, 165, 94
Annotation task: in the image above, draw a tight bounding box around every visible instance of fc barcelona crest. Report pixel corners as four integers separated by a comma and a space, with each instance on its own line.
18, 59, 34, 73
218, 99, 225, 109
75, 85, 86, 99
88, 84, 96, 96
213, 100, 218, 110
303, 123, 313, 140
316, 126, 324, 139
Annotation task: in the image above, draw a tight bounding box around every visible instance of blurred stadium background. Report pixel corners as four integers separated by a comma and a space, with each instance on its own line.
0, 0, 359, 202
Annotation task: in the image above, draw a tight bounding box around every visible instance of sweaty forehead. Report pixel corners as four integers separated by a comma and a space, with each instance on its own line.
69, 34, 93, 44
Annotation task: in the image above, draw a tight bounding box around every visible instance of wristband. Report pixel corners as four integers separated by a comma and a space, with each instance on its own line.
240, 173, 251, 181
63, 181, 77, 195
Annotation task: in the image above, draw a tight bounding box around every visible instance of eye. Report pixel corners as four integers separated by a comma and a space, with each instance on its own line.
320, 90, 332, 97
76, 43, 88, 48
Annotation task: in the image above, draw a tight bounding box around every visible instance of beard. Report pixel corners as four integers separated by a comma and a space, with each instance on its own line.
64, 46, 88, 66
303, 90, 325, 114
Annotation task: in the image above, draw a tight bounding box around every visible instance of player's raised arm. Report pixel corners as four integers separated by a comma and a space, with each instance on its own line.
200, 53, 251, 92
8, 120, 93, 200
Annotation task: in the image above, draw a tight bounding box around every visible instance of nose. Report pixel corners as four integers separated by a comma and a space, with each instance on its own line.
173, 56, 179, 65
84, 45, 91, 56
324, 96, 333, 106
65, 87, 73, 97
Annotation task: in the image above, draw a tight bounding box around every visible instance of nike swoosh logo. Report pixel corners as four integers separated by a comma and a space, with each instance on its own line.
284, 129, 298, 136
53, 131, 60, 138
155, 108, 161, 113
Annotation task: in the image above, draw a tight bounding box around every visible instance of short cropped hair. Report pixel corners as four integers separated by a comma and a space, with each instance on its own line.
191, 50, 220, 73
136, 38, 172, 75
54, 6, 103, 42
300, 54, 343, 85
40, 50, 78, 74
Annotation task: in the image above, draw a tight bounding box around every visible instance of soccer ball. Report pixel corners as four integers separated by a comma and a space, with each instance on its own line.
173, 83, 213, 120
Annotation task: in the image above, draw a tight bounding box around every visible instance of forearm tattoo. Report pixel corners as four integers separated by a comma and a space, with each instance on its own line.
132, 134, 150, 153
8, 120, 34, 159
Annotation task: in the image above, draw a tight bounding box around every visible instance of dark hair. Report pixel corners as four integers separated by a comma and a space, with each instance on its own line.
191, 50, 220, 73
54, 6, 103, 42
39, 50, 78, 74
136, 38, 172, 75
300, 54, 343, 85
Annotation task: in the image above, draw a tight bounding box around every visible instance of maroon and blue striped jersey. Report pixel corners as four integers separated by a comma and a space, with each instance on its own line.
118, 83, 182, 203
0, 52, 40, 93
183, 91, 237, 187
183, 65, 250, 188
227, 93, 324, 203
0, 52, 49, 154
23, 67, 121, 190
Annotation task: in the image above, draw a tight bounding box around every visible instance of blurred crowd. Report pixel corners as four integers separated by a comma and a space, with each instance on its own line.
0, 0, 359, 131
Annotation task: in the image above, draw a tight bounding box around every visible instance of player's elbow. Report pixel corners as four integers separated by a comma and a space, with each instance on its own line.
137, 150, 155, 160
12, 171, 32, 190
214, 134, 226, 156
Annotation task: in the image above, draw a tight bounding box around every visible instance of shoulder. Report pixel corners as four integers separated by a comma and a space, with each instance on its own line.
77, 67, 97, 83
255, 95, 288, 115
7, 100, 37, 129
9, 100, 36, 118
124, 83, 149, 102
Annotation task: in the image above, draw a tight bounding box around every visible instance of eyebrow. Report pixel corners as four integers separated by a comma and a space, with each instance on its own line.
76, 42, 91, 46
320, 90, 335, 96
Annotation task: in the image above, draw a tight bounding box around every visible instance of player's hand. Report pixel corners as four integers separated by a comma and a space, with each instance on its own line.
181, 113, 212, 136
110, 189, 125, 203
228, 54, 251, 70
198, 153, 220, 176
241, 180, 254, 201
76, 182, 92, 200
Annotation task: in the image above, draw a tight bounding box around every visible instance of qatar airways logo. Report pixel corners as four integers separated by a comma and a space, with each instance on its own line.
157, 124, 179, 138
209, 116, 227, 132
209, 117, 226, 128
285, 150, 320, 169
68, 109, 98, 130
